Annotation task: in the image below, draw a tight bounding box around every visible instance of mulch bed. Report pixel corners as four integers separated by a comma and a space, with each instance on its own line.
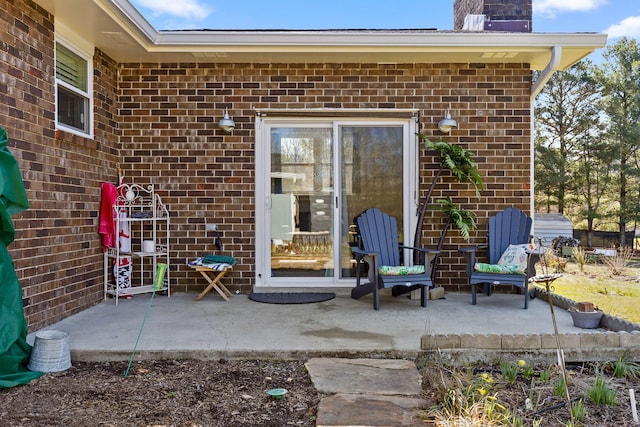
1, 359, 322, 427
1, 359, 637, 426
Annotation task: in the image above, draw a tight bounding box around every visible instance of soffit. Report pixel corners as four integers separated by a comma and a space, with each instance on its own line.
34, 0, 607, 70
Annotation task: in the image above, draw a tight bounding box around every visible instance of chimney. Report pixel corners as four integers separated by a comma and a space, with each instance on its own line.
454, 0, 532, 32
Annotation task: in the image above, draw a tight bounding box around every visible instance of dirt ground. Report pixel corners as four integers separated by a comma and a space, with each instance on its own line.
1, 359, 638, 426
1, 359, 322, 427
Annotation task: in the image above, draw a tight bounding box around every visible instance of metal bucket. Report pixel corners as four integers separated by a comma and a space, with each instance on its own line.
28, 330, 71, 372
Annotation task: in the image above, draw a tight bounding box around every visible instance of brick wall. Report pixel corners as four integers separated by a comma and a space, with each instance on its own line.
1, 0, 120, 330
119, 61, 532, 292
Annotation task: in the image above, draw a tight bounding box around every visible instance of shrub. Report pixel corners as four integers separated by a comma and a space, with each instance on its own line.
572, 246, 587, 272
601, 246, 633, 275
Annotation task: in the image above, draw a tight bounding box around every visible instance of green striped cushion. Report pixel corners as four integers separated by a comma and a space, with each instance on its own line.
474, 263, 523, 274
379, 265, 425, 276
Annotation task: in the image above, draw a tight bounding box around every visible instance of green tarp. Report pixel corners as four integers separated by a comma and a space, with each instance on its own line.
0, 126, 44, 388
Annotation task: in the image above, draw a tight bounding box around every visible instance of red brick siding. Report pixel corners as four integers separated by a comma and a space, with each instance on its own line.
119, 62, 531, 293
3, 1, 532, 329
1, 0, 120, 330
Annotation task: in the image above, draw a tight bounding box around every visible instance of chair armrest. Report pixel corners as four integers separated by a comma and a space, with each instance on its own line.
458, 245, 487, 276
351, 247, 378, 258
399, 245, 440, 255
351, 247, 379, 286
399, 245, 439, 276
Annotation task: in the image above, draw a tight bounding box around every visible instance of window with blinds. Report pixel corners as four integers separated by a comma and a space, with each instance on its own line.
55, 42, 91, 135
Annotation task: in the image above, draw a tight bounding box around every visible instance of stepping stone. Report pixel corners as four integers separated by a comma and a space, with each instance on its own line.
316, 393, 426, 427
307, 358, 427, 426
305, 357, 422, 395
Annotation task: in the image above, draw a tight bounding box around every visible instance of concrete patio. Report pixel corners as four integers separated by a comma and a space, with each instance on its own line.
28, 289, 640, 364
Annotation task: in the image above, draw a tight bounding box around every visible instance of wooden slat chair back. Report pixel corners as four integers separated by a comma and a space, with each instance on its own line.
487, 208, 533, 263
351, 208, 438, 310
356, 208, 401, 267
460, 207, 537, 309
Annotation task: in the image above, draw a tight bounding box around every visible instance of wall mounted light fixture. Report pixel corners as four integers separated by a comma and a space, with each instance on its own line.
218, 108, 235, 132
438, 110, 457, 134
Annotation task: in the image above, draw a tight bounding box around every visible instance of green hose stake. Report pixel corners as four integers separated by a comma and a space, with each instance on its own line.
124, 263, 169, 378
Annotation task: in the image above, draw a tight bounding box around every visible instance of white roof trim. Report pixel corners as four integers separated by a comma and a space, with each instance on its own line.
35, 0, 608, 70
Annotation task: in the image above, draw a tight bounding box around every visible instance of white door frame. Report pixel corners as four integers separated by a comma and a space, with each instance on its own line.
254, 112, 419, 287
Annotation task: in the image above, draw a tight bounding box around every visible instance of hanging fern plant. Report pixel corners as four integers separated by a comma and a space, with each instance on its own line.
413, 135, 484, 258
423, 138, 484, 196
435, 197, 478, 241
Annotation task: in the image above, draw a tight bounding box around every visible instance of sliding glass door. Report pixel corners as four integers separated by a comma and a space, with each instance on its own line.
339, 126, 404, 278
255, 116, 415, 286
269, 126, 334, 277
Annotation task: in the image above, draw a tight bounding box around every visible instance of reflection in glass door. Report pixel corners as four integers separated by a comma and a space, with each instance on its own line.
270, 127, 334, 277
339, 126, 404, 279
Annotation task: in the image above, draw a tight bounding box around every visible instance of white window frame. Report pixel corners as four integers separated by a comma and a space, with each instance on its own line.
55, 34, 94, 138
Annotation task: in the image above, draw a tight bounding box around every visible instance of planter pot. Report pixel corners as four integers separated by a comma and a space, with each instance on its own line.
570, 310, 603, 329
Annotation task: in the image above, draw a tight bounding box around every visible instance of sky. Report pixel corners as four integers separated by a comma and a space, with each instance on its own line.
130, 0, 640, 61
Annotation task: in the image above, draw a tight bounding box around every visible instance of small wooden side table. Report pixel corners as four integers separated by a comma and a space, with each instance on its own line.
190, 265, 233, 301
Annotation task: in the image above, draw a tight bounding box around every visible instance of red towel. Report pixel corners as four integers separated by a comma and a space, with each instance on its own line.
99, 182, 117, 251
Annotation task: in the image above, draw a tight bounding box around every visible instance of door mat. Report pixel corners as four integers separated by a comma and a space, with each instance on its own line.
248, 292, 336, 304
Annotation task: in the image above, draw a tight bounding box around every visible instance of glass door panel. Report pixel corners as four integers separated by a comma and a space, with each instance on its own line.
339, 126, 404, 278
270, 127, 334, 277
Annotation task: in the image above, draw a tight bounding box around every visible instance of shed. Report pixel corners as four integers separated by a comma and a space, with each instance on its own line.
533, 213, 574, 245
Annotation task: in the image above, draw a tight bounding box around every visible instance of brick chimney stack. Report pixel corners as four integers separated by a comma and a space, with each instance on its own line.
454, 0, 532, 32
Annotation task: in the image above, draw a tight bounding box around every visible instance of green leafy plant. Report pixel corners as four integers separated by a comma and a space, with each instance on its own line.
500, 361, 519, 384
571, 399, 587, 422
539, 367, 553, 383
522, 363, 535, 379
532, 418, 544, 427
553, 375, 566, 397
587, 374, 617, 405
435, 197, 477, 240
611, 354, 640, 379
412, 135, 484, 259
424, 137, 484, 194
425, 368, 521, 427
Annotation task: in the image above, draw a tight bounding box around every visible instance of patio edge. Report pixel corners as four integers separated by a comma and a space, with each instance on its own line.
420, 289, 640, 365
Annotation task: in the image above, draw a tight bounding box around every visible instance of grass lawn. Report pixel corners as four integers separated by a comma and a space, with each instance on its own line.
534, 259, 640, 325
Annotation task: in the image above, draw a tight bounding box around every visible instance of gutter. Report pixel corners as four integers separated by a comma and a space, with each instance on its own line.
531, 46, 562, 99
530, 46, 562, 220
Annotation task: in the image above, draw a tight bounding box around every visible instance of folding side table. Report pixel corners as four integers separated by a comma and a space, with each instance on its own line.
190, 264, 233, 301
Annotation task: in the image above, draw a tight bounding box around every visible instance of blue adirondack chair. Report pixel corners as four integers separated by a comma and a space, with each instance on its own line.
459, 207, 538, 309
351, 208, 439, 310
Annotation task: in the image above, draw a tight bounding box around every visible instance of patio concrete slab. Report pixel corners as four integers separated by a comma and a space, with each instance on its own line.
27, 290, 628, 427
28, 290, 586, 362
